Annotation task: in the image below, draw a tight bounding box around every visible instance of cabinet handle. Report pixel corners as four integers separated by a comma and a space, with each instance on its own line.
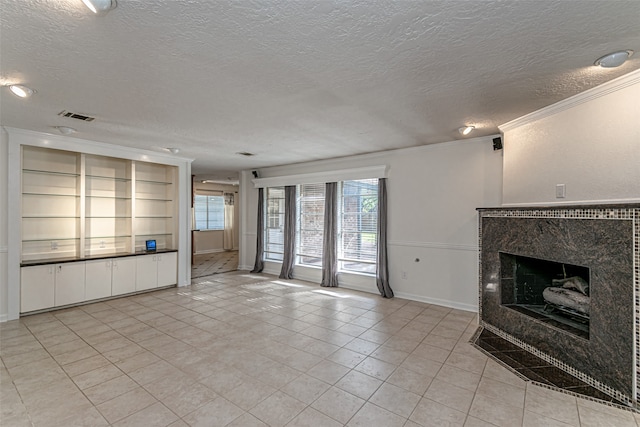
153, 256, 157, 261
57, 265, 62, 273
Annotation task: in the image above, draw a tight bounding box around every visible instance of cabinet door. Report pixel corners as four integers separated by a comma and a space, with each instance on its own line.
85, 260, 112, 301
136, 255, 158, 291
112, 257, 136, 295
55, 262, 86, 306
21, 265, 55, 312
157, 252, 177, 287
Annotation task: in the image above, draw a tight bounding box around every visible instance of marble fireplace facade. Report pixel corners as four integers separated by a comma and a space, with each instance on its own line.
478, 205, 640, 406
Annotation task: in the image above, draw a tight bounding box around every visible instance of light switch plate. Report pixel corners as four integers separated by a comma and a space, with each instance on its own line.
556, 184, 566, 198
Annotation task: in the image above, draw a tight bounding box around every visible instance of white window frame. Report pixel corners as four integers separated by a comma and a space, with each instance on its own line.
337, 179, 378, 275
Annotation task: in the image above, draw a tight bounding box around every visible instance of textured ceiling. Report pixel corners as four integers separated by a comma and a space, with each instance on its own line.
1, 0, 639, 178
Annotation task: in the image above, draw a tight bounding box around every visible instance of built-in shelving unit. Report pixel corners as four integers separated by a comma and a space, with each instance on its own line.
21, 146, 177, 262
5, 127, 192, 321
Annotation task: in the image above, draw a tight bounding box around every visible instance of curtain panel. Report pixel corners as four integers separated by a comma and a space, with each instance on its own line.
321, 182, 339, 287
376, 178, 394, 298
250, 188, 264, 273
223, 193, 234, 250
279, 185, 297, 279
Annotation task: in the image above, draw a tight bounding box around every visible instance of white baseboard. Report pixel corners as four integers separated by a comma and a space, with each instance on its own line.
0, 313, 8, 323
194, 249, 225, 255
237, 265, 253, 271
393, 291, 478, 313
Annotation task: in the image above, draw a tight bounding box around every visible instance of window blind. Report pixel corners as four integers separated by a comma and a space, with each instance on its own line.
296, 183, 325, 267
265, 187, 285, 261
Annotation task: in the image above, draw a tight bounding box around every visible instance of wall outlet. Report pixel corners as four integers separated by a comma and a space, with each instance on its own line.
556, 184, 566, 198
401, 271, 408, 280
51, 241, 58, 250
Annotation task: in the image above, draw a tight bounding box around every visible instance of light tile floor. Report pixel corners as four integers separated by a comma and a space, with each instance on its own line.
1, 271, 638, 427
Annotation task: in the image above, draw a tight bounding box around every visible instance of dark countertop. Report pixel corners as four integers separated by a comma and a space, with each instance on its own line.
21, 249, 178, 267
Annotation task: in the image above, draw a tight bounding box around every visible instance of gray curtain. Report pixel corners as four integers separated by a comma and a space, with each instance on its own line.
279, 185, 296, 279
376, 178, 394, 298
250, 188, 264, 273
321, 182, 339, 287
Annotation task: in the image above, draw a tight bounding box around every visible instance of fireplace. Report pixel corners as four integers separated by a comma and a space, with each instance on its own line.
478, 205, 639, 407
500, 253, 590, 338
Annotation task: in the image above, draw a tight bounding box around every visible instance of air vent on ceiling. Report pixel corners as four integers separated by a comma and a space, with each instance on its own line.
58, 110, 96, 122
236, 152, 255, 157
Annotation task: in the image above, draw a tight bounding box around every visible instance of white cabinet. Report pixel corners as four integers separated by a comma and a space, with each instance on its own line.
136, 254, 158, 291
85, 259, 113, 300
21, 265, 55, 312
157, 252, 177, 287
21, 262, 86, 312
54, 263, 86, 306
86, 257, 138, 299
21, 252, 175, 313
136, 252, 177, 290
112, 257, 137, 295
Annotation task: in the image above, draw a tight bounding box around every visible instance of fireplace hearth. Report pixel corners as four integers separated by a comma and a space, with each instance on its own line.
478, 205, 639, 407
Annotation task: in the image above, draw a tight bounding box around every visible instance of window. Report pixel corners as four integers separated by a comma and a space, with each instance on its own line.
339, 179, 378, 274
296, 183, 325, 267
261, 178, 379, 275
194, 194, 224, 230
265, 187, 285, 261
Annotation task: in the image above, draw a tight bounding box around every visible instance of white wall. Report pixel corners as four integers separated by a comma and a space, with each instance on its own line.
192, 181, 240, 253
240, 137, 503, 311
0, 128, 8, 321
501, 70, 640, 206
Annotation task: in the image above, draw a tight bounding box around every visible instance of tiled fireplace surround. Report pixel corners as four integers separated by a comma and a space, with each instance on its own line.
478, 205, 640, 407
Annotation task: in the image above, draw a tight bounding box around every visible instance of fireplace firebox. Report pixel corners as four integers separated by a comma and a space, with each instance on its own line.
500, 252, 590, 338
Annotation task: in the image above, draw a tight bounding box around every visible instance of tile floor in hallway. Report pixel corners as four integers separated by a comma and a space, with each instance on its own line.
191, 251, 239, 279
1, 271, 639, 427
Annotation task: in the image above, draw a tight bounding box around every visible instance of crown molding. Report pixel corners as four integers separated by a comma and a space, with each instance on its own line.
499, 69, 640, 132
252, 165, 388, 188
2, 127, 195, 165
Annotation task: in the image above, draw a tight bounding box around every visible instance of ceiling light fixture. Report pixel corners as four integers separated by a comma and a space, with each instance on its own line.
168, 148, 180, 154
8, 84, 35, 98
594, 50, 633, 68
54, 126, 77, 135
81, 0, 117, 15
459, 126, 475, 136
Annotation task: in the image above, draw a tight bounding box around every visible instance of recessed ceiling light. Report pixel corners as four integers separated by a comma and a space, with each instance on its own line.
168, 147, 180, 154
54, 126, 77, 135
8, 84, 35, 98
81, 0, 117, 15
236, 152, 255, 157
459, 126, 475, 136
594, 50, 633, 68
